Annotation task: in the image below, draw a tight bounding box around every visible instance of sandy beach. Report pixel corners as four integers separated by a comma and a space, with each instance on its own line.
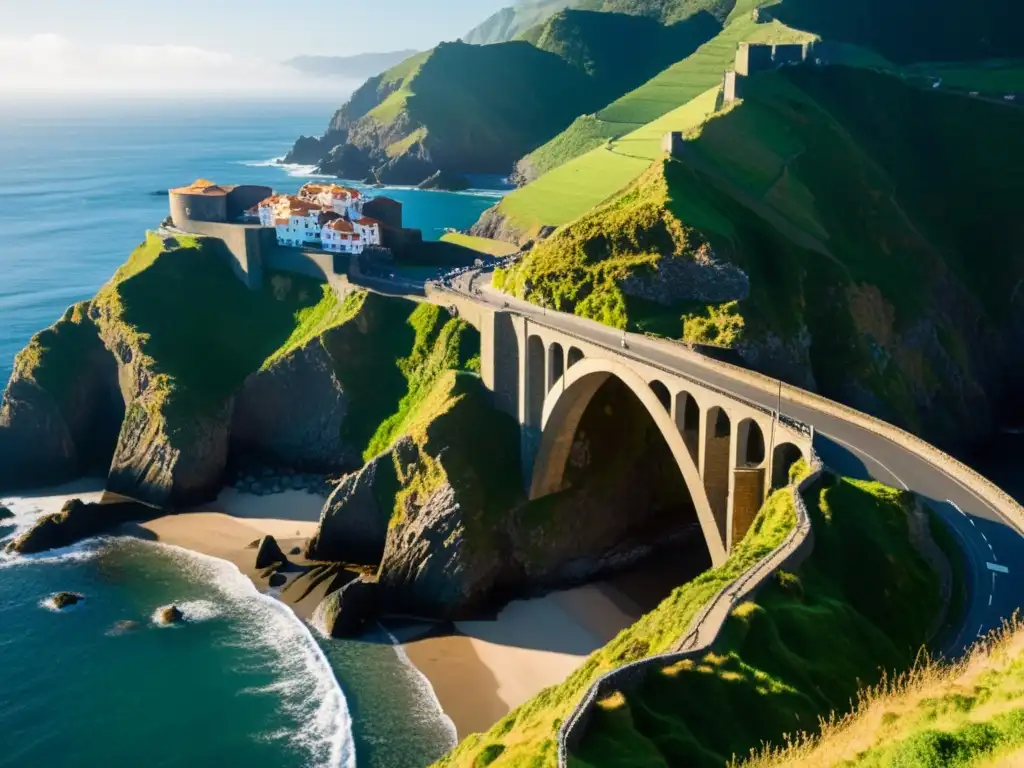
402, 582, 649, 737
125, 487, 684, 740
136, 488, 332, 620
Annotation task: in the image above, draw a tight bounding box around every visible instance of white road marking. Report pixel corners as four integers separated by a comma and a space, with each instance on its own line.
970, 518, 976, 526
981, 532, 988, 543
989, 594, 994, 606
825, 433, 909, 490
986, 562, 1009, 574
978, 624, 985, 636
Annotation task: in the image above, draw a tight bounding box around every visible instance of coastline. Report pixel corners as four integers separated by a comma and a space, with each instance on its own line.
131, 488, 653, 739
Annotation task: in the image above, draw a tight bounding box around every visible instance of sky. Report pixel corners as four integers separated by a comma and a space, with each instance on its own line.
0, 0, 510, 94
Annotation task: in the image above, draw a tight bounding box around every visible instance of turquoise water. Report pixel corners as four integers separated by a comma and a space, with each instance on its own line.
0, 96, 496, 767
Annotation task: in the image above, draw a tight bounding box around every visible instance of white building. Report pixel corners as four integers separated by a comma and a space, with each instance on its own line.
322, 218, 363, 254
354, 217, 382, 247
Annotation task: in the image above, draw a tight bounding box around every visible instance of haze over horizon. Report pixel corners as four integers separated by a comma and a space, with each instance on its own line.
0, 0, 509, 94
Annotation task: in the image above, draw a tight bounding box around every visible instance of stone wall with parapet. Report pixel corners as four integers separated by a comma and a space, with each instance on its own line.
640, 334, 1024, 536
557, 467, 821, 764
176, 220, 273, 290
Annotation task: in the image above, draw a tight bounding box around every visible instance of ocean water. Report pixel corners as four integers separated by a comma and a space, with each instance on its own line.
0, 96, 498, 767
0, 95, 502, 388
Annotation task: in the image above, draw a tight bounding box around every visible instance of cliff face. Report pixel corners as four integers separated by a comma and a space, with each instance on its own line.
314, 372, 705, 627
0, 302, 123, 492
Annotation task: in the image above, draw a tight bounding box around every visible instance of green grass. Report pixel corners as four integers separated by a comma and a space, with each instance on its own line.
436, 485, 801, 768
513, 11, 813, 190
364, 303, 479, 460
569, 476, 941, 768
92, 235, 335, 425
440, 232, 520, 257
262, 286, 365, 369
742, 621, 1024, 768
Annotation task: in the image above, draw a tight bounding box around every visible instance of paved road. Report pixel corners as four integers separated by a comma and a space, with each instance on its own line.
441, 273, 1024, 658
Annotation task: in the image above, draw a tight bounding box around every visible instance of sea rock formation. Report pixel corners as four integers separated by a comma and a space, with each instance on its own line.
157, 605, 185, 625
315, 575, 379, 637
50, 592, 84, 609
417, 170, 470, 192
306, 437, 417, 564
0, 505, 13, 520
254, 535, 288, 570
6, 498, 152, 555
232, 339, 358, 472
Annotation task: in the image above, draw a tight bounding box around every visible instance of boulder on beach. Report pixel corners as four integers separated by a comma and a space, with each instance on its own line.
0, 504, 13, 520
157, 605, 185, 625
315, 576, 379, 638
268, 573, 287, 588
254, 535, 287, 569
245, 539, 261, 550
6, 498, 151, 555
50, 591, 84, 609
289, 546, 302, 556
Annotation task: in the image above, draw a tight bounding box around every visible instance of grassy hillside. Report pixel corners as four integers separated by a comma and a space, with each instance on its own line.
464, 0, 577, 45
437, 475, 944, 768
437, 483, 801, 768
566, 478, 941, 768
506, 10, 812, 208
742, 619, 1024, 768
498, 66, 1024, 439
518, 9, 720, 113
316, 41, 608, 182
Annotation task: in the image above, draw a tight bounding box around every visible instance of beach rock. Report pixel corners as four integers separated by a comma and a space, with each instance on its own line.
376, 482, 503, 619
271, 483, 282, 494
306, 437, 417, 565
289, 546, 302, 556
268, 573, 287, 588
250, 482, 264, 496
254, 535, 288, 570
157, 605, 185, 624
0, 504, 12, 520
246, 539, 260, 549
50, 591, 84, 609
316, 577, 378, 638
231, 337, 359, 474
6, 498, 152, 555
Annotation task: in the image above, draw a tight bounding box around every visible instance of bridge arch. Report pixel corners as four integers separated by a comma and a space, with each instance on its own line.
736, 418, 766, 467
649, 379, 671, 412
673, 391, 700, 464
548, 342, 565, 392
771, 442, 805, 490
530, 357, 727, 565
526, 335, 545, 428
567, 346, 584, 368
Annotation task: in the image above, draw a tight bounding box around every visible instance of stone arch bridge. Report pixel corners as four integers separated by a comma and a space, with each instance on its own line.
436, 294, 813, 567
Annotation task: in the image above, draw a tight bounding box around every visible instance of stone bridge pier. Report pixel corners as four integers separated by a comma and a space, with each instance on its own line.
468, 310, 813, 566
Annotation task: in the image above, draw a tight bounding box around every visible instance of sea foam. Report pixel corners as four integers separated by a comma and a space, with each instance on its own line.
140, 541, 356, 768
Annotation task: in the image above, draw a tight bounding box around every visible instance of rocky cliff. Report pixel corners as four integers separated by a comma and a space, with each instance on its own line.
314, 371, 707, 633
0, 302, 123, 492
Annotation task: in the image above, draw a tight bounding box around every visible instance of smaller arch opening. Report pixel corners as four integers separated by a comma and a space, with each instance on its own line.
738, 419, 766, 466
526, 335, 546, 429
649, 380, 671, 412
567, 347, 584, 368
771, 442, 804, 489
548, 342, 565, 392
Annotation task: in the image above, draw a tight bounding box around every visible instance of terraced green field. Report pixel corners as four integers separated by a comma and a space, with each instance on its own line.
499, 87, 720, 229
503, 13, 815, 231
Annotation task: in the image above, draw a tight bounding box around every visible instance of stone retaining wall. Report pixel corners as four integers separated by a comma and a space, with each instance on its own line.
557, 467, 822, 764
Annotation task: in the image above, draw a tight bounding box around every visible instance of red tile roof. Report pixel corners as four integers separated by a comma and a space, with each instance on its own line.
325, 219, 354, 232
